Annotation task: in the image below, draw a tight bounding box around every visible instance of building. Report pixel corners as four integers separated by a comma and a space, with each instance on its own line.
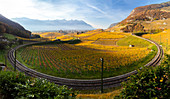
129, 45, 135, 47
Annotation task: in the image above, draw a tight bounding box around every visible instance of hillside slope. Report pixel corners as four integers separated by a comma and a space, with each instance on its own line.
120, 2, 170, 24
0, 14, 31, 38
107, 1, 170, 33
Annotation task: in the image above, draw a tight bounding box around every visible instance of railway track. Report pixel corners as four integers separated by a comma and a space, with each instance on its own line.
7, 36, 163, 90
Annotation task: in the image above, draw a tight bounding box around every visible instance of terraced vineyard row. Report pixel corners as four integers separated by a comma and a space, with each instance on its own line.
19, 43, 151, 79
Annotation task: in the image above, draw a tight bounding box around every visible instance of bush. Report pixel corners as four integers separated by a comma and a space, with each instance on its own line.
115, 54, 170, 99
0, 71, 77, 99
18, 39, 23, 45
0, 71, 29, 98
0, 41, 8, 50
15, 79, 76, 99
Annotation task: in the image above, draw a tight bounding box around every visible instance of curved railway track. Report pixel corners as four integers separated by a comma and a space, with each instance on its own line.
7, 35, 163, 90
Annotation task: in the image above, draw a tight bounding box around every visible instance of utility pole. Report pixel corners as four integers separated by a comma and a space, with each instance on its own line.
100, 58, 104, 93
167, 38, 168, 51
160, 34, 161, 44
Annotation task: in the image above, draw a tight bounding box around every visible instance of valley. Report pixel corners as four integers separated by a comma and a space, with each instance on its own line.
0, 1, 169, 99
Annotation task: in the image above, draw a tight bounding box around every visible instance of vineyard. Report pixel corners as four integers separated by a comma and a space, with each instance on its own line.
142, 29, 170, 54
75, 31, 129, 41
18, 41, 154, 79
14, 31, 157, 79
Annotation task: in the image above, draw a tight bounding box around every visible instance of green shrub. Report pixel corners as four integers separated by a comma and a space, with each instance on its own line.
115, 54, 170, 99
0, 41, 8, 50
0, 71, 77, 99
0, 71, 29, 98
14, 78, 76, 99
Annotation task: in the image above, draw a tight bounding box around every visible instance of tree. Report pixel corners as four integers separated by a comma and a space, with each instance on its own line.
0, 25, 6, 33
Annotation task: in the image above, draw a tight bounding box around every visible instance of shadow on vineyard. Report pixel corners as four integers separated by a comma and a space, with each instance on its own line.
33, 39, 82, 45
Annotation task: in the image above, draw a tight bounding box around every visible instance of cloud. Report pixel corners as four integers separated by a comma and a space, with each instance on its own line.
85, 3, 106, 15
0, 0, 79, 20
0, 0, 168, 29
0, 0, 35, 18
0, 0, 132, 28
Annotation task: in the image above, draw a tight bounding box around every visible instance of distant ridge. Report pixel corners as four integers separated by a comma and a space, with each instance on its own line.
108, 23, 118, 28
12, 17, 94, 31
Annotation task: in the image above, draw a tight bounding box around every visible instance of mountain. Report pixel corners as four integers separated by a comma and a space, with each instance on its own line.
11, 18, 94, 31
108, 22, 118, 28
0, 14, 31, 38
107, 1, 170, 33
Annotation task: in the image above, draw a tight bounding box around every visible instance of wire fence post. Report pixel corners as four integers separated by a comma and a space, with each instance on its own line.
167, 38, 168, 51
160, 34, 161, 44
100, 58, 104, 93
5, 55, 7, 66
14, 49, 16, 71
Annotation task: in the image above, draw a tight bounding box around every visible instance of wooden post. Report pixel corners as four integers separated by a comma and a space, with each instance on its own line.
51, 35, 52, 41
14, 49, 16, 71
100, 58, 104, 93
167, 38, 168, 51
5, 55, 7, 66
160, 34, 161, 44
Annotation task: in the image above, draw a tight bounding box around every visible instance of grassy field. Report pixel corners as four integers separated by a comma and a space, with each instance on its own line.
117, 35, 152, 47
3, 33, 16, 40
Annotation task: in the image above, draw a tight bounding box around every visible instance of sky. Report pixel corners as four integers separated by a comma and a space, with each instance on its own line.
0, 0, 169, 29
